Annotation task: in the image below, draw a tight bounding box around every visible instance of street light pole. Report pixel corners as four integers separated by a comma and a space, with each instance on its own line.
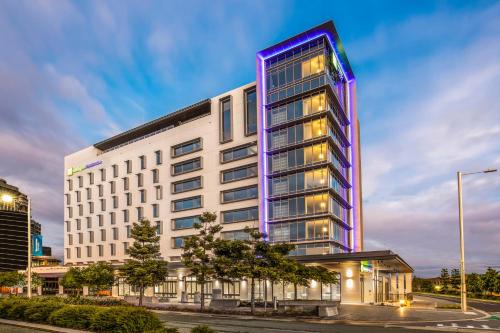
27, 197, 32, 299
457, 172, 466, 312
456, 168, 497, 313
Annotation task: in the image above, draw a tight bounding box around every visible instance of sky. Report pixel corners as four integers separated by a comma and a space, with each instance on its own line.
0, 0, 499, 277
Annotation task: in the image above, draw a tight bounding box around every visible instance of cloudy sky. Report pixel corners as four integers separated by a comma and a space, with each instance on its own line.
0, 0, 498, 277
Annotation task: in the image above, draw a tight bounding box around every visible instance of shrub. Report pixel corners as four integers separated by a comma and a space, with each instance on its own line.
64, 295, 128, 307
49, 305, 102, 329
24, 300, 64, 323
191, 325, 217, 333
6, 299, 30, 320
90, 306, 163, 333
146, 328, 179, 333
0, 297, 28, 319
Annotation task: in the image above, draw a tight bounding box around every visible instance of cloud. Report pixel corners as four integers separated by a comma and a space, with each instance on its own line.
356, 4, 500, 276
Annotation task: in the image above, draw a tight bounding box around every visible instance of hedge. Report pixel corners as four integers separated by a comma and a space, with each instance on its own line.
0, 296, 167, 333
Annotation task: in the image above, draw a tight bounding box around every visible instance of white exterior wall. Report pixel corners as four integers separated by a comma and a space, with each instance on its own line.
64, 83, 258, 265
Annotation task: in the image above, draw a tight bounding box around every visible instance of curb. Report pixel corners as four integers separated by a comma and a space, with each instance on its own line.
0, 319, 89, 333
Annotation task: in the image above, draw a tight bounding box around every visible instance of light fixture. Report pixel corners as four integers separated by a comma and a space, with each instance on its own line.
346, 279, 354, 289
322, 227, 328, 232
311, 280, 317, 288
320, 202, 326, 208
346, 269, 353, 278
319, 153, 324, 159
1, 194, 13, 203
319, 179, 325, 184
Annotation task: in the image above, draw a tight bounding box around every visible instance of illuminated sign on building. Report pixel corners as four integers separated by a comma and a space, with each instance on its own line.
66, 160, 102, 176
32, 235, 43, 256
360, 260, 373, 273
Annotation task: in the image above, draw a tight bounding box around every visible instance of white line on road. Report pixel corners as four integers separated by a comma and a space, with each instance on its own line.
482, 325, 491, 329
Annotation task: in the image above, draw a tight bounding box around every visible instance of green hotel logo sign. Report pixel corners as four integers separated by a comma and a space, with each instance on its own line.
67, 160, 102, 176
360, 260, 373, 273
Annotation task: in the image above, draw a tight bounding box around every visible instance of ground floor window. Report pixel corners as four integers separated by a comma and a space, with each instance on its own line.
117, 278, 139, 296
222, 280, 240, 299
154, 277, 177, 298
184, 276, 213, 298
42, 277, 60, 295
321, 282, 341, 301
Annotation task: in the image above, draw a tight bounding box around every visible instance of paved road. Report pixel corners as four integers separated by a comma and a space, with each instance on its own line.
414, 294, 500, 314
156, 311, 452, 333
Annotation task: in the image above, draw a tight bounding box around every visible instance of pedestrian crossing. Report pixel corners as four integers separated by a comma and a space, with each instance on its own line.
433, 323, 498, 330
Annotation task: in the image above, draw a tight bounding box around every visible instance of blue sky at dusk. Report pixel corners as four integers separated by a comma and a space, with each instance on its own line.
0, 0, 499, 277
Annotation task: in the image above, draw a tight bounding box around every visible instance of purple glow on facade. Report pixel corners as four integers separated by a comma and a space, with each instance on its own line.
257, 27, 358, 251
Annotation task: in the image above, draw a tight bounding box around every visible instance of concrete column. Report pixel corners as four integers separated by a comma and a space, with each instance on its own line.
58, 284, 64, 295
83, 286, 89, 296
37, 285, 42, 296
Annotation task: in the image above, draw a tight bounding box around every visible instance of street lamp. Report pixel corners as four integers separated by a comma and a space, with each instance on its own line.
0, 193, 32, 298
457, 168, 497, 312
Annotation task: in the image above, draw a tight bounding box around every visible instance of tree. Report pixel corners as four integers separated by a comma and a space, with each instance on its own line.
451, 268, 460, 290
83, 262, 115, 295
482, 267, 498, 295
60, 267, 85, 295
467, 273, 483, 295
440, 268, 450, 291
214, 227, 300, 315
0, 271, 24, 293
119, 219, 168, 306
181, 212, 222, 311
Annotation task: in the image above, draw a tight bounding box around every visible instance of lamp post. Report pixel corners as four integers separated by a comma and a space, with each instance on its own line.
0, 194, 32, 298
457, 168, 497, 312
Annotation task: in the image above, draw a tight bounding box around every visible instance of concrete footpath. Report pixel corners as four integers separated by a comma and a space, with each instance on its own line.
0, 319, 89, 333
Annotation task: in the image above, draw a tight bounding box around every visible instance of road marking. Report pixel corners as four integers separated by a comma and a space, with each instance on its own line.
451, 323, 458, 327
482, 325, 491, 329
437, 324, 444, 327
467, 325, 474, 328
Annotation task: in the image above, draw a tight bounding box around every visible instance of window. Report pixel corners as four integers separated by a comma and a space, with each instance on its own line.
88, 172, 94, 185
88, 231, 94, 243
123, 177, 129, 191
98, 214, 103, 226
137, 173, 143, 187
140, 189, 146, 203
172, 237, 186, 249
100, 229, 106, 241
221, 143, 258, 163
65, 194, 71, 205
86, 217, 92, 228
172, 177, 202, 194
136, 207, 143, 220
76, 247, 81, 258
78, 232, 83, 244
155, 150, 162, 165
86, 246, 92, 257
155, 185, 163, 200
110, 181, 116, 194
98, 245, 104, 257
67, 207, 73, 218
221, 164, 258, 183
78, 176, 83, 188
139, 155, 146, 169
172, 216, 200, 230
76, 219, 81, 230
76, 191, 81, 202
245, 88, 257, 135
98, 184, 103, 197
110, 244, 116, 256
67, 179, 73, 191
78, 204, 83, 216
222, 207, 259, 224
112, 196, 118, 208
68, 234, 73, 245
65, 221, 71, 232
112, 164, 118, 178
268, 219, 336, 243
66, 248, 71, 259
172, 196, 202, 212
125, 160, 132, 174
221, 230, 252, 241
126, 225, 132, 238
123, 209, 129, 223
152, 169, 159, 183
112, 227, 119, 240
110, 212, 116, 224
268, 192, 346, 221
100, 199, 106, 211
100, 168, 106, 181
152, 203, 159, 218
155, 221, 162, 235
221, 185, 258, 203
123, 242, 129, 254
88, 202, 94, 214
126, 193, 132, 206
172, 157, 202, 176
171, 138, 202, 158
86, 188, 92, 200
220, 97, 232, 142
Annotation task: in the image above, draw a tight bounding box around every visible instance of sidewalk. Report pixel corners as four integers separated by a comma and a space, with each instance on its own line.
0, 319, 89, 333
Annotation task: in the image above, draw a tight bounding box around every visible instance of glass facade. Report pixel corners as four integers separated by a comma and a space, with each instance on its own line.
261, 36, 352, 254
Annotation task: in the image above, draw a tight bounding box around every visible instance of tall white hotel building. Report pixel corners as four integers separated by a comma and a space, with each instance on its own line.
57, 21, 412, 303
